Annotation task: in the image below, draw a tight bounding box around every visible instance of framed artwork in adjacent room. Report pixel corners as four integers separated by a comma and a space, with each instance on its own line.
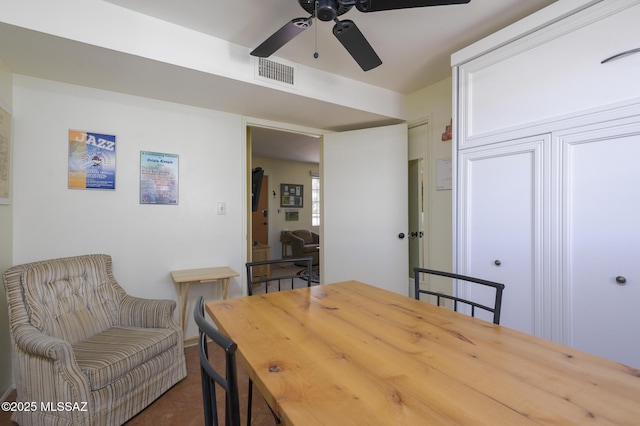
280, 183, 303, 207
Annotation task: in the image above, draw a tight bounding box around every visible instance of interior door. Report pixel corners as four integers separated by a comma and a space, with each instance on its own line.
322, 123, 408, 295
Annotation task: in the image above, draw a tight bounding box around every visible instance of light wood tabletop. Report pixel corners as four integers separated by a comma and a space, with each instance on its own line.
206, 280, 640, 425
170, 266, 239, 337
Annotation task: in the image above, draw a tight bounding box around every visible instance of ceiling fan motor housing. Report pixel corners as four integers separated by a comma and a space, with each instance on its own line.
299, 0, 352, 21
317, 0, 337, 21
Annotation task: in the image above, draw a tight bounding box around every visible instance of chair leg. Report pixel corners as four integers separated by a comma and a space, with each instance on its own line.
269, 405, 281, 424
248, 377, 281, 425
247, 379, 253, 426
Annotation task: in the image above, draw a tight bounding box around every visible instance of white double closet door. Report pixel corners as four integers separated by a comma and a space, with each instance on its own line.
458, 116, 640, 368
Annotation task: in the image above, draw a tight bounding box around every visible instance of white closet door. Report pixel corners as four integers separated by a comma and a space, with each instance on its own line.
458, 136, 548, 335
560, 117, 640, 368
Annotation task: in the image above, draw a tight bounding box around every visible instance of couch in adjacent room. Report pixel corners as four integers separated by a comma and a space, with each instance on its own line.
289, 229, 320, 266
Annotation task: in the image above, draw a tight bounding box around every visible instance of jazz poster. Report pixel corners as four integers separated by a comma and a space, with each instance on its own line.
140, 151, 179, 205
68, 130, 116, 190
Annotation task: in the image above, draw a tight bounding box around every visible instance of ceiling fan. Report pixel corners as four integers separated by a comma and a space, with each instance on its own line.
251, 0, 471, 71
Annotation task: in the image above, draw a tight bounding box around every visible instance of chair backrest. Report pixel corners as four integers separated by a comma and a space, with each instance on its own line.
194, 297, 241, 426
413, 268, 505, 325
246, 257, 313, 296
3, 254, 125, 344
291, 230, 317, 244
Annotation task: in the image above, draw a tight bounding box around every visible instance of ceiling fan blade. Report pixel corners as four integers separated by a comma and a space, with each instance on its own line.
333, 20, 382, 71
251, 17, 312, 57
356, 0, 470, 13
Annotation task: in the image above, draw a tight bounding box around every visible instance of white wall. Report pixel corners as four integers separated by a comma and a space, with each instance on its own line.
252, 156, 319, 258
0, 59, 13, 398
407, 77, 454, 272
2, 70, 453, 396
12, 75, 245, 339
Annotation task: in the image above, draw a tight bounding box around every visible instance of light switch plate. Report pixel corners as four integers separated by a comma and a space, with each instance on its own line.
217, 202, 226, 215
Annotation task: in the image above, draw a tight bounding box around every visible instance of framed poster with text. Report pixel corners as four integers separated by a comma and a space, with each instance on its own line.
68, 130, 116, 190
140, 151, 179, 205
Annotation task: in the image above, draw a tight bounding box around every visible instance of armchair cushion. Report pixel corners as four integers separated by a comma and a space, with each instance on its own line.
73, 326, 178, 391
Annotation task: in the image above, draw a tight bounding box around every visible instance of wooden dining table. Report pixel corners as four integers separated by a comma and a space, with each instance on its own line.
206, 280, 640, 425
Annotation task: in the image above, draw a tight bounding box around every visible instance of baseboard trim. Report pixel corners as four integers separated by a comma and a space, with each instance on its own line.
183, 336, 198, 347
1, 383, 15, 402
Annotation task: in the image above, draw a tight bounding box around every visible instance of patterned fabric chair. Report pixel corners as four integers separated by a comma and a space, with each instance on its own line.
3, 254, 187, 426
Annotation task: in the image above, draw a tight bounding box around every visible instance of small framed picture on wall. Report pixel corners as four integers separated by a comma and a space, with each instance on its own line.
280, 183, 303, 208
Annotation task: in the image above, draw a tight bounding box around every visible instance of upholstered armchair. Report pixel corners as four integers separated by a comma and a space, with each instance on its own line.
289, 229, 320, 266
3, 254, 187, 426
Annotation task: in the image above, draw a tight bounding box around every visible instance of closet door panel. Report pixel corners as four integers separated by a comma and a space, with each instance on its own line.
458, 136, 548, 335
561, 118, 640, 368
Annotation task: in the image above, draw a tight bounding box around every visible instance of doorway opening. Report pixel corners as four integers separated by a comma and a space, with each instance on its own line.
408, 158, 424, 278
408, 119, 430, 283
246, 125, 321, 266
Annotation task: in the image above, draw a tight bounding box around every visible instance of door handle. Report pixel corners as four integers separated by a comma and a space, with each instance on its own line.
398, 233, 405, 239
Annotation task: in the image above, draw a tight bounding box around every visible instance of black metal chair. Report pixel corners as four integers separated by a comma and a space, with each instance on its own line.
195, 297, 281, 426
413, 268, 505, 325
246, 257, 314, 296
194, 296, 241, 426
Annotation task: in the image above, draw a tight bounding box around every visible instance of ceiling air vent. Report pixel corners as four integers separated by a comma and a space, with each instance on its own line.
256, 58, 296, 87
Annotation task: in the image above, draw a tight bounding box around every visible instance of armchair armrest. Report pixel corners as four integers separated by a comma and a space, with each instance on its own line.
12, 323, 92, 406
289, 233, 305, 254
119, 295, 177, 328
13, 323, 75, 361
289, 234, 303, 245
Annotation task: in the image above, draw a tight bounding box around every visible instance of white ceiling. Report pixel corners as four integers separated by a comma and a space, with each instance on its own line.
0, 0, 556, 163
103, 0, 556, 94
251, 127, 321, 163
103, 0, 556, 163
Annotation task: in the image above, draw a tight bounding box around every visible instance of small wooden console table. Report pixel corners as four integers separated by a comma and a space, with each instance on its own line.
170, 266, 239, 336
279, 232, 292, 258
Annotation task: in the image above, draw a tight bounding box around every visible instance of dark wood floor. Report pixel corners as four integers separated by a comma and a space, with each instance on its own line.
1, 342, 277, 426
